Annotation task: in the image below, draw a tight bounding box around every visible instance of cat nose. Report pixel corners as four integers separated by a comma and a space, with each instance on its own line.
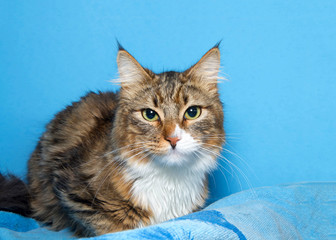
165, 136, 180, 149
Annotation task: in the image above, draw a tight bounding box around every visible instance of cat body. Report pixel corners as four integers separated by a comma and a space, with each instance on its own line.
1, 46, 225, 237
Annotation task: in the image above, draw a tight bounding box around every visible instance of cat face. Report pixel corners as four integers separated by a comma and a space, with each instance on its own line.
113, 47, 224, 171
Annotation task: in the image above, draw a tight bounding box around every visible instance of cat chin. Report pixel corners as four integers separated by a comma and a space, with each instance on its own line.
155, 151, 193, 167
150, 149, 217, 173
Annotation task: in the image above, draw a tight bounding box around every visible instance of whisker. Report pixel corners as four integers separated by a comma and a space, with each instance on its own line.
198, 143, 235, 175
199, 146, 256, 197
197, 149, 235, 182
218, 157, 243, 192
224, 143, 261, 184
201, 143, 253, 189
201, 143, 223, 149
196, 150, 233, 197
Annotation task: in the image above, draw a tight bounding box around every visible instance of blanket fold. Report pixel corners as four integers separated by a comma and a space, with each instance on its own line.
1, 182, 335, 240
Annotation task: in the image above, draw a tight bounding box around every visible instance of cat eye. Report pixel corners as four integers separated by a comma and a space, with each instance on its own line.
184, 106, 201, 120
142, 108, 159, 122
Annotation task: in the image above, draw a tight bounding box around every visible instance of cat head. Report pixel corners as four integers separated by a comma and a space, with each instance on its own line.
112, 46, 225, 173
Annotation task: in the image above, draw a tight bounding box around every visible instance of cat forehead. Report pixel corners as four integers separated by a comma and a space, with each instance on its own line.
122, 70, 215, 110
156, 71, 185, 86
135, 79, 209, 112
149, 71, 197, 103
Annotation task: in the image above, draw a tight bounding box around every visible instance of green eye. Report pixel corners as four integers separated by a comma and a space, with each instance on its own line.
142, 108, 159, 122
184, 106, 201, 120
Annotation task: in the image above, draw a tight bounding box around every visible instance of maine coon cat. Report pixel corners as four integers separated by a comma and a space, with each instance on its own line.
0, 45, 225, 237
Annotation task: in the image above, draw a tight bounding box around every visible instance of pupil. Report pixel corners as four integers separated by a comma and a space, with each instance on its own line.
146, 109, 156, 119
188, 107, 197, 117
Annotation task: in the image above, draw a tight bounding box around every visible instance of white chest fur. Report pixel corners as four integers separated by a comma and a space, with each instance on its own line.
123, 125, 217, 225
127, 165, 207, 225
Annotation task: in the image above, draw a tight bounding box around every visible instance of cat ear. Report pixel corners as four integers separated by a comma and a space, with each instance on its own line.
185, 47, 221, 92
116, 50, 151, 89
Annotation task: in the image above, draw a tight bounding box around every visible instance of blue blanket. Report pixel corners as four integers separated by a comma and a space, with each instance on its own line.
1, 182, 335, 239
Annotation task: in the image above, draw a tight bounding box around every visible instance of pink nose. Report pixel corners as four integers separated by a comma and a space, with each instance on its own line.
165, 136, 180, 149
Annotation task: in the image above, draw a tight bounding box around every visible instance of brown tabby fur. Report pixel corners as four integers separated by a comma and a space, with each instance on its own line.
5, 45, 224, 237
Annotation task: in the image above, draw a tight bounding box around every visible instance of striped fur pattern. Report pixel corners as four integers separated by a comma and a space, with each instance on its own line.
25, 46, 225, 237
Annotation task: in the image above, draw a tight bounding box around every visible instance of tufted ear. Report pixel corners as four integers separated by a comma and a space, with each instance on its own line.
116, 50, 151, 89
185, 47, 221, 92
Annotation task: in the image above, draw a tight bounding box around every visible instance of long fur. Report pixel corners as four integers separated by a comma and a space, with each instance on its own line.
0, 174, 31, 217
0, 46, 225, 237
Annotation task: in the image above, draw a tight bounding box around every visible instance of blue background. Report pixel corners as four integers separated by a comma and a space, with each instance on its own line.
1, 1, 335, 203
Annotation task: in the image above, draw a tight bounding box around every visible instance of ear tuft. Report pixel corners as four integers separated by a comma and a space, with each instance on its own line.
116, 40, 125, 51
213, 40, 222, 49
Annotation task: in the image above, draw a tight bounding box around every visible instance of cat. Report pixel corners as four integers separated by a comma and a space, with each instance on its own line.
0, 44, 225, 237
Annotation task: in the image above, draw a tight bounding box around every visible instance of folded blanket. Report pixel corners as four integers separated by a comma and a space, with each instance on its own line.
1, 182, 335, 239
